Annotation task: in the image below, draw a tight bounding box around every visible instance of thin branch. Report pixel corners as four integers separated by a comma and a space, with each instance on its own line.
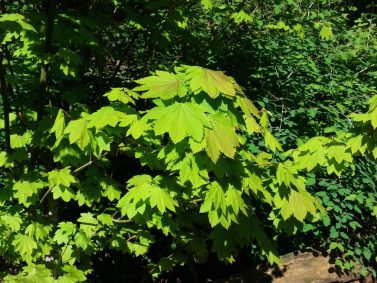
0, 50, 11, 153
113, 219, 132, 224
40, 152, 108, 204
37, 0, 57, 120
2, 46, 29, 129
279, 99, 285, 130
72, 159, 96, 174
39, 187, 53, 204
357, 64, 375, 74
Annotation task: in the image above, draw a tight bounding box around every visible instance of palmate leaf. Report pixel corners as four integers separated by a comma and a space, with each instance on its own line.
78, 212, 99, 237
48, 167, 76, 188
50, 109, 66, 140
1, 214, 22, 232
173, 154, 207, 188
149, 187, 177, 213
74, 230, 91, 250
9, 264, 54, 283
237, 95, 260, 118
200, 182, 226, 214
87, 106, 121, 130
64, 118, 91, 149
264, 129, 282, 153
0, 13, 37, 33
370, 108, 377, 129
134, 71, 187, 100
57, 265, 86, 283
225, 188, 247, 215
10, 131, 32, 148
13, 180, 44, 207
368, 95, 377, 110
319, 25, 333, 40
201, 0, 213, 10
146, 102, 211, 143
87, 106, 138, 130
101, 180, 122, 201
326, 145, 353, 164
12, 234, 37, 260
247, 216, 282, 265
279, 190, 317, 222
118, 175, 177, 216
185, 66, 237, 98
53, 222, 76, 245
276, 163, 296, 187
52, 185, 76, 202
104, 88, 139, 105
25, 222, 51, 241
204, 113, 239, 163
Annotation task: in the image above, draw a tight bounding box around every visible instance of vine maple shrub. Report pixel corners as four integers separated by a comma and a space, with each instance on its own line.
0, 0, 377, 281
1, 62, 376, 281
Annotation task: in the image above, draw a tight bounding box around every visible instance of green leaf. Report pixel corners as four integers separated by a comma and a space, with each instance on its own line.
146, 102, 210, 143
326, 146, 352, 163
126, 116, 150, 139
280, 190, 316, 221
204, 113, 239, 163
200, 182, 232, 227
50, 109, 66, 140
64, 118, 91, 149
185, 66, 236, 98
78, 212, 98, 236
104, 88, 139, 105
149, 187, 177, 213
87, 106, 122, 130
97, 213, 114, 226
175, 154, 207, 188
1, 214, 22, 232
319, 25, 333, 40
13, 180, 44, 207
52, 185, 76, 202
10, 131, 32, 148
74, 230, 91, 250
48, 167, 76, 188
19, 264, 53, 283
225, 188, 247, 215
53, 222, 76, 244
330, 226, 339, 238
25, 222, 51, 240
201, 0, 213, 10
117, 175, 153, 217
276, 163, 295, 186
12, 234, 37, 260
264, 129, 282, 153
101, 181, 122, 201
134, 71, 187, 100
0, 13, 37, 32
57, 266, 86, 283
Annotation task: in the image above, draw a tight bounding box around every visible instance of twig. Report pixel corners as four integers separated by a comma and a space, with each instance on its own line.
113, 219, 132, 224
0, 50, 11, 153
356, 64, 375, 74
39, 187, 53, 204
40, 152, 109, 204
279, 99, 285, 130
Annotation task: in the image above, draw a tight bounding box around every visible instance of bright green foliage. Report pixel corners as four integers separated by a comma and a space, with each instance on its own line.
185, 66, 237, 98
12, 234, 37, 262
134, 71, 187, 99
0, 0, 376, 281
146, 102, 211, 143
